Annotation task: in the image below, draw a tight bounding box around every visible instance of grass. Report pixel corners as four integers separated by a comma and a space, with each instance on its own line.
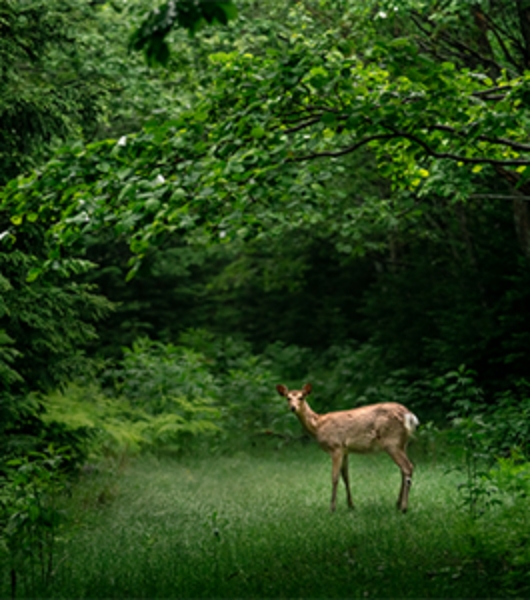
5, 442, 530, 598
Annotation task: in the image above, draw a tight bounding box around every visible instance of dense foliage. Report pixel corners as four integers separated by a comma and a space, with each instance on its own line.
1, 0, 530, 595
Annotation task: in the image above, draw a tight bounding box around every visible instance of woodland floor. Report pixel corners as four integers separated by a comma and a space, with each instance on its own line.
7, 443, 527, 599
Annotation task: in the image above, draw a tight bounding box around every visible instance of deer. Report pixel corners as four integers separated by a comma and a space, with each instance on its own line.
276, 383, 419, 513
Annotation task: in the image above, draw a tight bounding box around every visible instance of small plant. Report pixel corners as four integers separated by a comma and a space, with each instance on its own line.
449, 415, 499, 519
435, 366, 499, 519
0, 447, 71, 598
487, 448, 530, 500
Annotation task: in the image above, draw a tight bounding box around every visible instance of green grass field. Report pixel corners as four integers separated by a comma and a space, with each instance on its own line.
6, 443, 530, 598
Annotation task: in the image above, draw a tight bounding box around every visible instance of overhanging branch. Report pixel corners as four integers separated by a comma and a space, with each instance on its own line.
427, 125, 530, 153
394, 129, 530, 166
287, 128, 530, 167
286, 134, 395, 162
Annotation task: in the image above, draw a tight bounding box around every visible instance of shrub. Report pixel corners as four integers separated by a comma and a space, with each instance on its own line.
0, 447, 71, 598
111, 337, 219, 415
42, 383, 221, 457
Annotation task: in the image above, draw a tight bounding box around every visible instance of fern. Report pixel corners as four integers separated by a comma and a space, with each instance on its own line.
41, 384, 221, 457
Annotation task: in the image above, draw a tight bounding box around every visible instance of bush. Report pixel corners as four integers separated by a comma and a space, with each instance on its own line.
111, 337, 219, 415
42, 383, 221, 457
170, 330, 304, 443
0, 447, 71, 598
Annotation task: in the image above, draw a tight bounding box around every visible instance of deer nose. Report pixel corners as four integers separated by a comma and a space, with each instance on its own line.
290, 406, 296, 413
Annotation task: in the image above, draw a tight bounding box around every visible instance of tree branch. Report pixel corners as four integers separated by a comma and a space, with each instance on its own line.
427, 124, 530, 153
393, 129, 530, 166
287, 134, 396, 162
282, 117, 322, 134
472, 84, 512, 98
288, 128, 530, 168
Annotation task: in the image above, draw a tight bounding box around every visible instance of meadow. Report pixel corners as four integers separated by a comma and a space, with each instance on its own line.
7, 441, 529, 599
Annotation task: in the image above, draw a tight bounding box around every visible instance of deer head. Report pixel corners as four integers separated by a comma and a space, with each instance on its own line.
276, 383, 312, 414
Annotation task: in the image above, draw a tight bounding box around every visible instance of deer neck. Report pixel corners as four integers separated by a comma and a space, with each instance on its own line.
297, 400, 320, 437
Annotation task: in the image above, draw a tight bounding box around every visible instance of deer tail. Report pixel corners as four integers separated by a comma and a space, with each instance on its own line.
404, 412, 419, 434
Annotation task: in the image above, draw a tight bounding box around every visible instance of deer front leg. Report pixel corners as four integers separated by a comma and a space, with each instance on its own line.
341, 454, 354, 509
330, 450, 344, 512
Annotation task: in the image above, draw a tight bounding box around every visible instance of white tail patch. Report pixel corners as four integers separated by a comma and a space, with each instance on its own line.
404, 412, 419, 433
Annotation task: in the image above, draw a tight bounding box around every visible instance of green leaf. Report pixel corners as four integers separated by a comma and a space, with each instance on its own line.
26, 268, 42, 283
251, 126, 266, 139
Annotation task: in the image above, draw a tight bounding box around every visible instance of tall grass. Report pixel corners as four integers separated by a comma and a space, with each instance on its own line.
5, 444, 529, 598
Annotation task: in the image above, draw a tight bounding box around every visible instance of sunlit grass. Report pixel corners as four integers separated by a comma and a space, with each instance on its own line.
9, 443, 528, 598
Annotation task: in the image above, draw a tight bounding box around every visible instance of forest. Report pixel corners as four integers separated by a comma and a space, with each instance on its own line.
1, 0, 530, 597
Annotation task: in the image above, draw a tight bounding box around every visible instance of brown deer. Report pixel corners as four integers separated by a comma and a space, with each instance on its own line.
276, 383, 419, 512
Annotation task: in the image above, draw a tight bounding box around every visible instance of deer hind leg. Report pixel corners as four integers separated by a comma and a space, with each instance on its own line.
386, 447, 414, 513
330, 450, 345, 512
340, 453, 354, 509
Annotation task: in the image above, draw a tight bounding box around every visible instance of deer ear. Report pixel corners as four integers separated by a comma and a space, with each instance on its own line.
302, 383, 312, 395
276, 384, 288, 397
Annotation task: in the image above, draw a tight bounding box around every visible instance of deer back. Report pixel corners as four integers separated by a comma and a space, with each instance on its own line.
314, 402, 413, 454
